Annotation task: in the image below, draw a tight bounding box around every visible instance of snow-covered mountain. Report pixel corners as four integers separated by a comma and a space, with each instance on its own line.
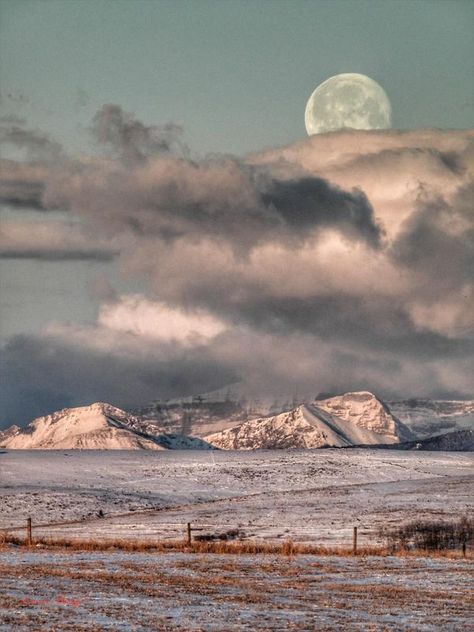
3, 391, 470, 451
133, 399, 248, 438
316, 391, 415, 442
0, 403, 214, 450
135, 383, 473, 441
387, 399, 474, 439
0, 425, 21, 442
132, 384, 303, 438
206, 393, 413, 450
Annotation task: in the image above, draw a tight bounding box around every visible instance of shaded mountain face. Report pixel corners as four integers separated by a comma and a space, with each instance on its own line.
132, 384, 304, 438
0, 403, 214, 450
404, 429, 474, 451
133, 399, 250, 438
366, 429, 474, 452
387, 399, 474, 439
0, 425, 21, 441
206, 392, 413, 450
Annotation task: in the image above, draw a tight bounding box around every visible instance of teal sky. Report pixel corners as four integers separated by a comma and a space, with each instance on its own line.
1, 0, 473, 157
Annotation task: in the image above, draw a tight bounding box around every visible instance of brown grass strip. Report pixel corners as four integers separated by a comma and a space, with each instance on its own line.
1, 533, 472, 558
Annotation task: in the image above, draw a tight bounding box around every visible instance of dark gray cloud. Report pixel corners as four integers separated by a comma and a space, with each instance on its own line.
391, 185, 474, 291
1, 323, 471, 428
0, 156, 382, 255
0, 161, 47, 210
0, 122, 63, 162
0, 248, 115, 261
1, 110, 473, 424
340, 146, 467, 178
0, 333, 236, 427
56, 165, 381, 256
258, 174, 382, 248
223, 295, 471, 357
91, 104, 185, 163
1, 109, 383, 250
0, 219, 119, 261
0, 118, 63, 210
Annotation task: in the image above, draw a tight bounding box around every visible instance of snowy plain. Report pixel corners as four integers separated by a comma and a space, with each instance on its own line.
0, 449, 472, 545
1, 550, 473, 631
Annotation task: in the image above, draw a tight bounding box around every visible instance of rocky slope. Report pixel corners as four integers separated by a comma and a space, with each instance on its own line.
206, 393, 413, 450
0, 403, 214, 450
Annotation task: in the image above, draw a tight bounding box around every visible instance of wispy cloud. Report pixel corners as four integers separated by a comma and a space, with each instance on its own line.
0, 219, 119, 261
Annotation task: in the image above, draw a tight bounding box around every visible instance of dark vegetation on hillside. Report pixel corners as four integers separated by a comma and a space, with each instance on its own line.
380, 517, 473, 552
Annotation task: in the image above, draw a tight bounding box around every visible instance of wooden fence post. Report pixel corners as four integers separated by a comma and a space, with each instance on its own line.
27, 517, 33, 546
353, 526, 358, 555
187, 522, 192, 546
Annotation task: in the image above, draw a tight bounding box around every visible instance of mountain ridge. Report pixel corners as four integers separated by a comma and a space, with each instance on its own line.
1, 391, 472, 451
0, 403, 214, 450
132, 385, 473, 439
359, 429, 474, 452
206, 393, 414, 450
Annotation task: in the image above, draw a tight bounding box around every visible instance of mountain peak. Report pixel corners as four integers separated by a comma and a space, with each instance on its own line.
0, 403, 214, 450
206, 395, 413, 450
315, 391, 414, 442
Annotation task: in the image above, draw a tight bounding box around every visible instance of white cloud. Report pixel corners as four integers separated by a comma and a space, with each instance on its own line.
97, 295, 227, 343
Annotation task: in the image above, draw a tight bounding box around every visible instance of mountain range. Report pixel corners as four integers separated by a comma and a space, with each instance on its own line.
0, 402, 213, 450
133, 385, 474, 439
1, 390, 472, 451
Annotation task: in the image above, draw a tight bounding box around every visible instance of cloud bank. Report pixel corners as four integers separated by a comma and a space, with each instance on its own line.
1, 106, 473, 425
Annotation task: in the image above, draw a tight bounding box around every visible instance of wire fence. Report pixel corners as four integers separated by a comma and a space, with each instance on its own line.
2, 513, 471, 556
1, 514, 378, 552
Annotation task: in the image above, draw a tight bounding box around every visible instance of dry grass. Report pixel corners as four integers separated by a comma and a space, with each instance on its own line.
1, 551, 472, 630
1, 533, 471, 558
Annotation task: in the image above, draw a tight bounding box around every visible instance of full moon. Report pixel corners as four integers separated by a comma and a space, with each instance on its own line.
305, 73, 392, 135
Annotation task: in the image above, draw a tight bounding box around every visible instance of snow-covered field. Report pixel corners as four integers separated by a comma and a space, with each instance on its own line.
1, 550, 472, 631
1, 450, 472, 545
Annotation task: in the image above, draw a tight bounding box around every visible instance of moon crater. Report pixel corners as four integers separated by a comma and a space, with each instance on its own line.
305, 73, 392, 135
